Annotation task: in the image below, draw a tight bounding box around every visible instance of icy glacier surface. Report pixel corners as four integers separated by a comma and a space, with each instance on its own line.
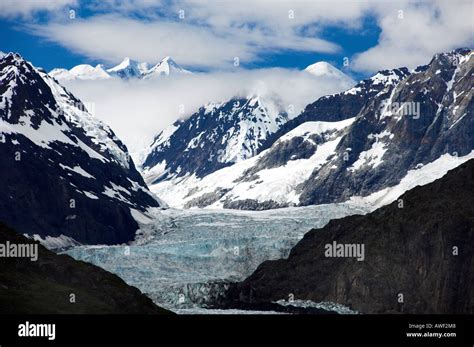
65, 204, 370, 312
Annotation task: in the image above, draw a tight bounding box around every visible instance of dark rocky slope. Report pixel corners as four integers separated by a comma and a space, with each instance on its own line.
0, 222, 170, 314
220, 159, 474, 314
0, 53, 161, 245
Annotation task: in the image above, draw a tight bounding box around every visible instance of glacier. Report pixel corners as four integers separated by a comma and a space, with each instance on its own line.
64, 203, 370, 313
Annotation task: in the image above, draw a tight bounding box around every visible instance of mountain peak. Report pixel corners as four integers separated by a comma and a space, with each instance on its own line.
109, 57, 133, 71
247, 94, 263, 107
161, 56, 182, 68
145, 56, 191, 78
305, 60, 333, 69
304, 61, 354, 87
0, 52, 37, 83
66, 64, 111, 80
1, 51, 26, 64
120, 56, 131, 64
106, 57, 148, 78
429, 47, 473, 68
305, 61, 343, 77
437, 47, 472, 59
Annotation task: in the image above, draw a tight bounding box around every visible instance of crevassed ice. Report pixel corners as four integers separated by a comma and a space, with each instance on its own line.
65, 203, 370, 313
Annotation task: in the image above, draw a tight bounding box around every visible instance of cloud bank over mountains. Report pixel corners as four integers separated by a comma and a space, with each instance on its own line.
62, 64, 354, 158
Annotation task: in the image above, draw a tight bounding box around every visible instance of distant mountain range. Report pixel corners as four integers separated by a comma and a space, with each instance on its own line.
50, 56, 191, 81
144, 48, 473, 210
0, 52, 163, 246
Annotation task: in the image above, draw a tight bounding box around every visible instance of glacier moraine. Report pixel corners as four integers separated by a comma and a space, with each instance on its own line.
64, 203, 370, 313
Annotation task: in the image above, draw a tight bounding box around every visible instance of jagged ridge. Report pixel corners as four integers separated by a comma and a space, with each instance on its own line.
0, 53, 161, 245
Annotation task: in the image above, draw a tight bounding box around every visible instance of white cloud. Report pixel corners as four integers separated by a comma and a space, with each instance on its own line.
24, 0, 472, 72
60, 68, 353, 161
29, 13, 342, 69
176, 0, 370, 30
352, 0, 474, 72
31, 15, 256, 69
0, 0, 76, 18
27, 0, 375, 69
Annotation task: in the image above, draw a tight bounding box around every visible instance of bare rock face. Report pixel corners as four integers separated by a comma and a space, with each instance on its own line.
221, 159, 474, 314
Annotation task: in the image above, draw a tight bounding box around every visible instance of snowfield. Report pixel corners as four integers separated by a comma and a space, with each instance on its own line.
146, 117, 356, 208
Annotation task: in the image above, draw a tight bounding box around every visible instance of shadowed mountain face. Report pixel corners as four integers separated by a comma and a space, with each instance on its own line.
0, 53, 161, 245
220, 159, 474, 314
0, 223, 171, 314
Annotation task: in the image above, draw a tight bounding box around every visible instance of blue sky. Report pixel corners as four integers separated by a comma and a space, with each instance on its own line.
1, 0, 471, 80
0, 14, 380, 75
0, 3, 380, 82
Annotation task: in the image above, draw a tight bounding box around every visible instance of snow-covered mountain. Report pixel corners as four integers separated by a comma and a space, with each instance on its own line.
50, 56, 190, 81
0, 52, 162, 245
142, 95, 290, 183
106, 57, 149, 79
305, 61, 353, 85
143, 56, 191, 79
50, 64, 111, 81
149, 117, 357, 208
258, 66, 411, 153
141, 61, 355, 184
147, 48, 473, 209
296, 48, 473, 206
